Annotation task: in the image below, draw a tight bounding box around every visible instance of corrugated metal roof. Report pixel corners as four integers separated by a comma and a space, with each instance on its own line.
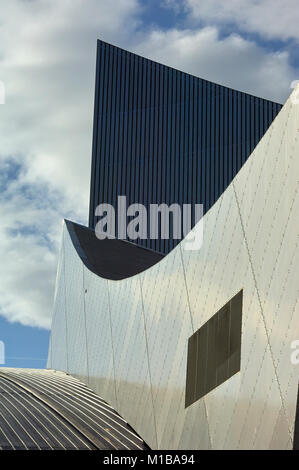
0, 368, 149, 450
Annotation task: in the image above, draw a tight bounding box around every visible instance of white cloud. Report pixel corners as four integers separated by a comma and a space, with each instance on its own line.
0, 0, 140, 205
183, 0, 299, 42
135, 27, 295, 103
0, 158, 62, 328
0, 0, 297, 329
0, 0, 140, 329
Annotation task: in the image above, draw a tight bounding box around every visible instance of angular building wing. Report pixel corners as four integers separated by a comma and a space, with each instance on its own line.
89, 39, 282, 253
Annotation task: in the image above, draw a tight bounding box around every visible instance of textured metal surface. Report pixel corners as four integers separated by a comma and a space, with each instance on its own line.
88, 39, 282, 254
0, 369, 149, 450
49, 87, 299, 449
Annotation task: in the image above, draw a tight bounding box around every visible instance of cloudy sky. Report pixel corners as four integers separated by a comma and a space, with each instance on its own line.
0, 0, 298, 367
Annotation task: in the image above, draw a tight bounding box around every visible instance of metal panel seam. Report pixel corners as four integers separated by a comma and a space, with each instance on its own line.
138, 275, 159, 449
232, 180, 293, 442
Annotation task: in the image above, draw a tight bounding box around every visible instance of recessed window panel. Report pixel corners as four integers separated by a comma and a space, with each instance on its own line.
185, 290, 243, 407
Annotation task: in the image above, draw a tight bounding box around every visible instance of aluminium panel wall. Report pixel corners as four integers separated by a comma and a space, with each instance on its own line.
49, 88, 299, 449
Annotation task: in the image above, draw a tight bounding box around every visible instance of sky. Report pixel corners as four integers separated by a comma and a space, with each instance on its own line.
0, 0, 298, 369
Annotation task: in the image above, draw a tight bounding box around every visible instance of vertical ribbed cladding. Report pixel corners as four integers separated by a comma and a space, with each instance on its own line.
88, 39, 282, 254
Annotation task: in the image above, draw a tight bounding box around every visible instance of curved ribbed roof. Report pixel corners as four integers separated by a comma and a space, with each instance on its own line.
0, 368, 149, 450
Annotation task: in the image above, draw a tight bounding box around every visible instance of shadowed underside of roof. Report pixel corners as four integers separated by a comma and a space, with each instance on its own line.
0, 368, 149, 450
66, 219, 164, 280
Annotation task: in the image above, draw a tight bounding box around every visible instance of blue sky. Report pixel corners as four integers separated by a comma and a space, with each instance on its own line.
0, 0, 298, 369
0, 316, 49, 369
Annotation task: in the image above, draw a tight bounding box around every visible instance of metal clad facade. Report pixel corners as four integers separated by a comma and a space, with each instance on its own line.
89, 39, 282, 254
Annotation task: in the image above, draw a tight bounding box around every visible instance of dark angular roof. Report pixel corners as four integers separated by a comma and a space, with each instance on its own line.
66, 219, 164, 280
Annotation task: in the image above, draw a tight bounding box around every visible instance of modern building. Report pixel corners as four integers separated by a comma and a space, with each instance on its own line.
1, 40, 298, 450
46, 40, 299, 450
